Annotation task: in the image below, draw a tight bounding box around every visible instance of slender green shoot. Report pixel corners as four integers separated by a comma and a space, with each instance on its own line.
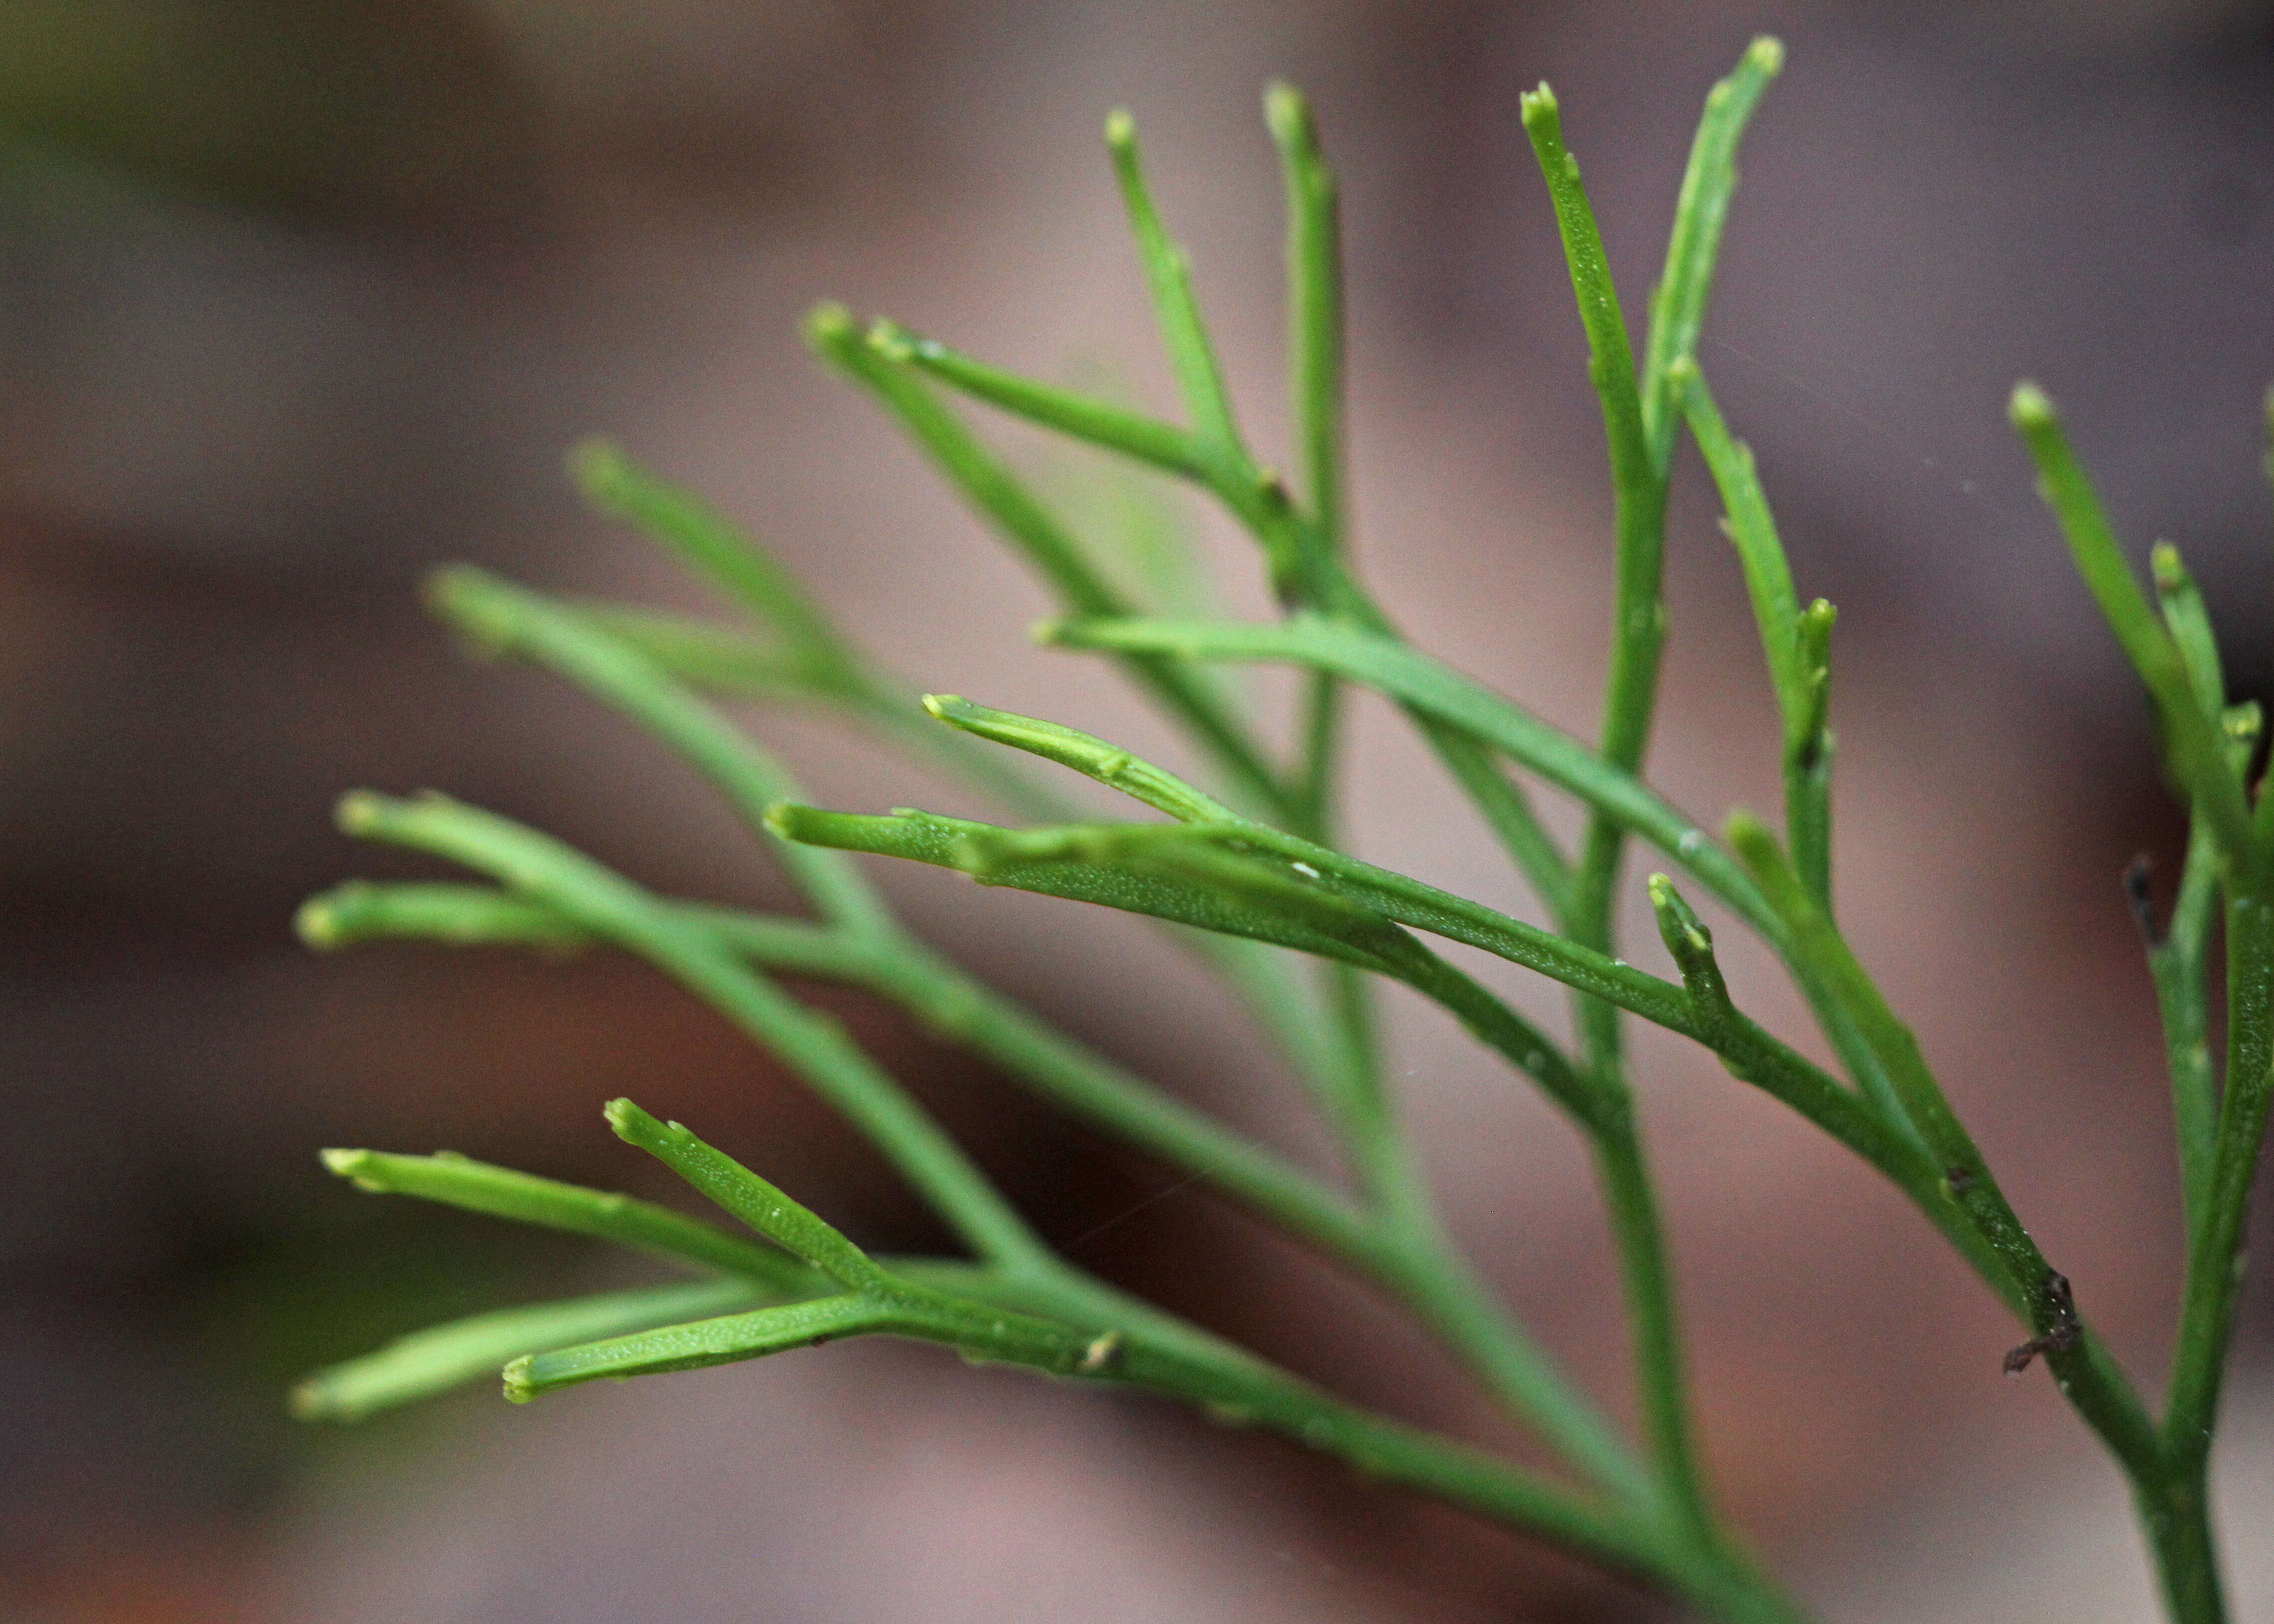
1264, 77, 1351, 845
295, 1277, 771, 1422
1640, 37, 1784, 466
335, 790, 1052, 1273
432, 563, 896, 937
807, 302, 1295, 824
2010, 384, 2253, 873
1264, 79, 1346, 549
1726, 812, 2162, 1480
605, 1100, 888, 1291
1103, 110, 1245, 456
866, 322, 1206, 480
315, 1148, 813, 1289
1520, 82, 1669, 972
1043, 613, 1776, 934
2139, 543, 2231, 1238
1675, 359, 1834, 911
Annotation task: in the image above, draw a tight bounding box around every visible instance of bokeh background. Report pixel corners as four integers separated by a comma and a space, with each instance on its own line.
4, 1, 2274, 1620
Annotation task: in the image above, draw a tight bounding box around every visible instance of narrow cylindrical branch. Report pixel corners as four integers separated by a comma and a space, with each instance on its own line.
315, 1147, 812, 1289
1728, 811, 2164, 1480
2010, 384, 2252, 868
2164, 884, 2274, 1468
1103, 108, 1245, 455
337, 790, 1054, 1275
1785, 600, 1837, 912
1592, 1106, 1716, 1546
296, 1277, 772, 1422
431, 564, 897, 937
804, 302, 1295, 825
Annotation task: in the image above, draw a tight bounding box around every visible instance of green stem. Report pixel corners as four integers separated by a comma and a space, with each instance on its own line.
337, 792, 1053, 1273
1731, 815, 2165, 1481
2141, 1463, 2228, 1624
2144, 828, 2222, 1244
294, 1276, 773, 1422
1044, 615, 1771, 929
783, 798, 2169, 1499
2011, 385, 2252, 868
1518, 100, 1671, 1118
306, 872, 1656, 1503
313, 1146, 812, 1288
433, 565, 895, 938
1006, 1271, 1810, 1624
1639, 38, 1784, 467
806, 304, 1296, 825
1050, 612, 1940, 1154
2164, 883, 2274, 1465
1266, 79, 1352, 846
1103, 110, 1244, 456
1594, 1108, 1713, 1543
1266, 80, 1346, 550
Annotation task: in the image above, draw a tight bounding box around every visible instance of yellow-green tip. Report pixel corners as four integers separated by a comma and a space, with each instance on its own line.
1264, 80, 1311, 148
423, 563, 519, 656
802, 301, 860, 355
1103, 107, 1137, 152
1746, 36, 1786, 75
2008, 380, 2056, 429
602, 1097, 657, 1142
334, 790, 389, 837
565, 434, 629, 496
920, 693, 964, 723
501, 1356, 538, 1405
295, 895, 347, 950
1646, 872, 1675, 908
318, 1148, 390, 1193
1518, 82, 1559, 127
761, 801, 801, 839
865, 317, 918, 364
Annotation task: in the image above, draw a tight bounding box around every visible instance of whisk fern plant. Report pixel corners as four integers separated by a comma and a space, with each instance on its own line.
294, 38, 2274, 1623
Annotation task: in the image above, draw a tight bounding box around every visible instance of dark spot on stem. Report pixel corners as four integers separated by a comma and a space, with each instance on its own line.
2002, 1271, 2081, 1374
2124, 855, 2162, 947
1946, 1167, 1976, 1195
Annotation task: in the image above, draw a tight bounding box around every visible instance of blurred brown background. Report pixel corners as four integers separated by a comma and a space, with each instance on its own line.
3, 1, 2273, 1620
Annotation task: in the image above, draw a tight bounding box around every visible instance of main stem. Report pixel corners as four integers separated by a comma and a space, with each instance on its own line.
1007, 1262, 1812, 1624
2140, 1463, 2225, 1624
2139, 875, 2274, 1624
